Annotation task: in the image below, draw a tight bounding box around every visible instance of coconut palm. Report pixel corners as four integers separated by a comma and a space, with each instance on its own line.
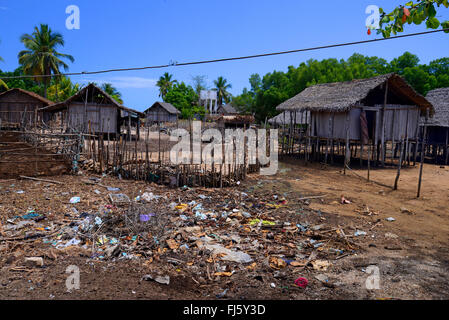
0, 78, 7, 90
101, 83, 123, 104
156, 72, 177, 100
18, 24, 74, 98
214, 76, 232, 106
47, 76, 80, 102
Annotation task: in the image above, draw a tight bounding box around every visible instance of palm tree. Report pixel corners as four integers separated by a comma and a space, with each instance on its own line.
214, 76, 232, 106
0, 40, 8, 90
47, 76, 80, 102
18, 24, 74, 98
156, 72, 177, 100
101, 83, 123, 104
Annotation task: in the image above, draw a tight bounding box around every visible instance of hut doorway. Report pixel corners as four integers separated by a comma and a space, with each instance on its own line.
364, 110, 377, 141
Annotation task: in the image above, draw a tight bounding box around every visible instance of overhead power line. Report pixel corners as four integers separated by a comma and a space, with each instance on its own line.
1, 28, 448, 80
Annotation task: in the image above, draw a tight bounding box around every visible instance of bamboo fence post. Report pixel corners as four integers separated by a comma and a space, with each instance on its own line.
394, 139, 404, 190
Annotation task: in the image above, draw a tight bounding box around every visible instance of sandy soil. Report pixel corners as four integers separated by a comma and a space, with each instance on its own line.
277, 158, 449, 248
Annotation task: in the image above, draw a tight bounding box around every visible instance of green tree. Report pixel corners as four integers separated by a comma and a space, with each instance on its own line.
233, 52, 449, 123
101, 83, 123, 104
378, 1, 449, 38
47, 76, 80, 102
0, 67, 42, 94
18, 24, 74, 98
0, 40, 8, 90
232, 88, 254, 114
191, 75, 207, 96
164, 82, 200, 119
156, 72, 177, 100
389, 52, 420, 73
214, 76, 232, 106
402, 66, 437, 95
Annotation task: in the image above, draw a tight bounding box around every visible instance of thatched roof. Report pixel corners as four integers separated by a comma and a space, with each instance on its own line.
424, 87, 449, 127
268, 110, 310, 125
40, 83, 144, 117
276, 73, 433, 114
145, 102, 181, 115
0, 88, 53, 105
218, 104, 238, 114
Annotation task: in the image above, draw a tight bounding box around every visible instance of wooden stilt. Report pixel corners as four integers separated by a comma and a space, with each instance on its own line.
417, 109, 429, 198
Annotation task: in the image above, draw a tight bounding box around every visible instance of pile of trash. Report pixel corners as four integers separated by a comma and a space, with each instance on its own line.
1, 177, 365, 294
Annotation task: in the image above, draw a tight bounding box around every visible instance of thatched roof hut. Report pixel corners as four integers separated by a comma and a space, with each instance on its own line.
421, 88, 449, 159
275, 73, 434, 167
424, 87, 449, 127
0, 88, 52, 128
144, 102, 180, 123
277, 73, 433, 114
41, 83, 144, 136
268, 110, 310, 126
217, 104, 238, 115
205, 114, 254, 129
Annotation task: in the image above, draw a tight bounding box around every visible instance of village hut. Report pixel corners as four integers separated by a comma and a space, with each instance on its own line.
268, 110, 310, 127
217, 104, 239, 115
205, 114, 255, 129
144, 102, 180, 124
276, 73, 434, 167
421, 87, 449, 164
40, 83, 144, 139
0, 88, 52, 128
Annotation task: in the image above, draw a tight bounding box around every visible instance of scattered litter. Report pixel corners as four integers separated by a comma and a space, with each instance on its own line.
109, 193, 130, 205
311, 260, 331, 271
385, 232, 399, 239
140, 214, 155, 222
314, 274, 328, 283
249, 219, 276, 226
354, 230, 367, 237
69, 197, 80, 204
385, 217, 396, 222
24, 257, 44, 267
142, 274, 170, 285
340, 195, 351, 204
269, 257, 288, 269
294, 277, 308, 288
216, 288, 229, 298
141, 192, 161, 202
202, 243, 253, 263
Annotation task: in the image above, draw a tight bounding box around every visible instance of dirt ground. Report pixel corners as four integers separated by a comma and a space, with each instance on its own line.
0, 159, 448, 300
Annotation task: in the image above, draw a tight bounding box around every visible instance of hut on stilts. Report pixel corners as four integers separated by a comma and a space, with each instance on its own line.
276, 73, 434, 171
0, 88, 53, 129
420, 87, 449, 165
144, 102, 180, 125
40, 83, 144, 140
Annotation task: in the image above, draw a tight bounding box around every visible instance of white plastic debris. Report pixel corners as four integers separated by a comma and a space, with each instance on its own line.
69, 197, 80, 204
354, 230, 367, 237
202, 243, 253, 263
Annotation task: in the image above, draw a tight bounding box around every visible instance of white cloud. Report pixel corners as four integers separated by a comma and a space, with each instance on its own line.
82, 76, 157, 89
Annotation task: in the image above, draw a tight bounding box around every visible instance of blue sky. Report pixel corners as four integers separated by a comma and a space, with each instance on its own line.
1, 0, 448, 112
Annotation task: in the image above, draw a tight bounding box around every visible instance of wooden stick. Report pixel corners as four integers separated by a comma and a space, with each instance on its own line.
394, 139, 404, 190
19, 176, 63, 185
417, 109, 429, 198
